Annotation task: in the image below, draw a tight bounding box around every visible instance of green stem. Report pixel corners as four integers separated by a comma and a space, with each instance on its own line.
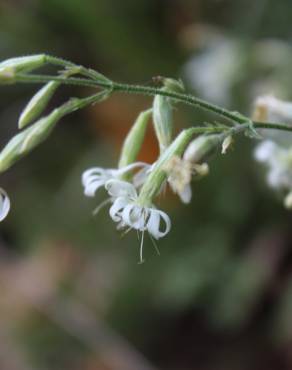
13, 72, 292, 134
14, 74, 248, 123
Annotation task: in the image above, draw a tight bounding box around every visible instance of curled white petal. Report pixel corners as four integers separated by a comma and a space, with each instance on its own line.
114, 162, 150, 177
178, 184, 192, 204
84, 179, 106, 197
122, 204, 148, 230
109, 197, 129, 222
82, 167, 108, 186
0, 188, 10, 222
147, 209, 171, 239
105, 179, 137, 199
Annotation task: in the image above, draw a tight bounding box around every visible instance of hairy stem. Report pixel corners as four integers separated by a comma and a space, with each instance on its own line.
12, 70, 292, 135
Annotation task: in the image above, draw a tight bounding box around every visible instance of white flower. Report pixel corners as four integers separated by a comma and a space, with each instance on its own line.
0, 188, 10, 221
105, 179, 171, 262
82, 162, 149, 197
252, 95, 292, 147
254, 140, 292, 189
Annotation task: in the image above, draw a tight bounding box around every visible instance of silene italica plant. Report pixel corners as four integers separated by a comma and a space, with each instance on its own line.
1, 54, 292, 262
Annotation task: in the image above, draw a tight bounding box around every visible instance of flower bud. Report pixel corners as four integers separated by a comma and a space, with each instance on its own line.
0, 54, 46, 73
118, 109, 152, 169
153, 93, 173, 153
183, 134, 222, 163
0, 67, 15, 84
0, 108, 63, 172
18, 81, 59, 128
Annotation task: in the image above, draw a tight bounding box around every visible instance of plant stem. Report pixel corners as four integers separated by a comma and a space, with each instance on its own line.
13, 72, 292, 135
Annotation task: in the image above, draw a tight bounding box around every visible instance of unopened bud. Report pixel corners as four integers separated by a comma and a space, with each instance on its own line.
153, 93, 173, 153
0, 108, 62, 172
118, 109, 152, 169
0, 67, 15, 84
183, 134, 222, 163
18, 81, 59, 128
0, 54, 46, 73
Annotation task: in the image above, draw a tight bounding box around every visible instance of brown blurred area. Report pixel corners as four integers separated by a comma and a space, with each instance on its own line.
1, 0, 292, 369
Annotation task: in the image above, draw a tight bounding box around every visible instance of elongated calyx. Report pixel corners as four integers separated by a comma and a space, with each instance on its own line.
0, 108, 62, 172
118, 109, 152, 169
0, 54, 47, 73
18, 81, 60, 128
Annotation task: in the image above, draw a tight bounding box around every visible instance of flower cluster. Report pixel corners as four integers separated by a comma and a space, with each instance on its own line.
2, 54, 292, 262
253, 95, 292, 207
81, 107, 222, 262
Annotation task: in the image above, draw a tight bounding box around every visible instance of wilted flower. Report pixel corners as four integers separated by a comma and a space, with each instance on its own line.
164, 155, 209, 204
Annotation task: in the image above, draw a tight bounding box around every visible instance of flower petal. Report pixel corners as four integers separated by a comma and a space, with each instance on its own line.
0, 188, 10, 222
105, 179, 137, 199
84, 179, 106, 197
147, 209, 171, 239
115, 162, 150, 177
109, 197, 128, 222
179, 184, 192, 204
82, 167, 107, 186
122, 204, 147, 230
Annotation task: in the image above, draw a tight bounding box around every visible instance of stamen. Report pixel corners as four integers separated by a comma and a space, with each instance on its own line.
149, 233, 160, 256
138, 230, 145, 264
92, 198, 112, 216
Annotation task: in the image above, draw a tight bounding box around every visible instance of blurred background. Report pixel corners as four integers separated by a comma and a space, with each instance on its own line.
0, 0, 292, 369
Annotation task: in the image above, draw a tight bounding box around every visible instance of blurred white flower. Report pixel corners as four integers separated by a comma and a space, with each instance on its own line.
0, 188, 10, 221
106, 179, 171, 262
184, 38, 243, 106
252, 95, 292, 146
82, 162, 149, 197
254, 140, 292, 190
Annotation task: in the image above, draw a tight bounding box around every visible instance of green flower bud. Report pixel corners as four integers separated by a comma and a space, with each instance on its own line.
118, 109, 152, 169
153, 92, 173, 153
0, 108, 62, 172
138, 128, 195, 204
183, 134, 222, 163
0, 54, 46, 73
18, 81, 60, 129
0, 67, 15, 85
